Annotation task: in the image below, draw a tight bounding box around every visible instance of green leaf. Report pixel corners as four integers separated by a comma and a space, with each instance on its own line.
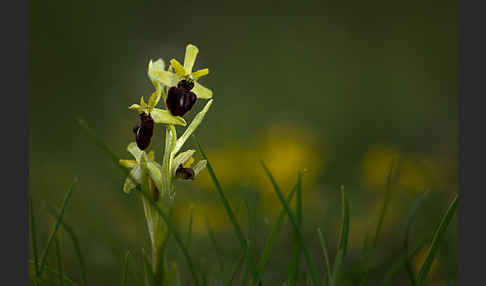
195, 136, 247, 250
122, 250, 130, 286
373, 160, 399, 247
47, 207, 87, 286
253, 180, 300, 286
206, 215, 225, 274
28, 260, 78, 286
404, 190, 430, 286
416, 194, 458, 286
150, 108, 187, 126
39, 178, 78, 276
142, 248, 155, 286
289, 175, 303, 286
227, 247, 246, 286
184, 44, 199, 74
54, 237, 64, 286
193, 82, 213, 99
164, 262, 181, 286
317, 228, 332, 285
173, 100, 213, 155
261, 162, 321, 286
79, 119, 200, 286
186, 204, 195, 249
331, 187, 350, 286
380, 241, 426, 286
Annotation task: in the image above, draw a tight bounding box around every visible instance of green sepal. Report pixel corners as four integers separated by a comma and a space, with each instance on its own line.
151, 108, 187, 126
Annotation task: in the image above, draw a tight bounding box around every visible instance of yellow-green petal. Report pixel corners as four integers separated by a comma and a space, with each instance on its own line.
140, 96, 147, 107
170, 59, 187, 78
193, 160, 207, 176
119, 159, 137, 169
155, 70, 179, 87
147, 151, 155, 161
148, 59, 165, 83
192, 82, 213, 99
148, 81, 162, 110
123, 165, 142, 193
172, 149, 196, 175
192, 68, 209, 80
146, 161, 163, 195
184, 44, 199, 75
129, 104, 145, 112
127, 142, 142, 162
150, 108, 187, 126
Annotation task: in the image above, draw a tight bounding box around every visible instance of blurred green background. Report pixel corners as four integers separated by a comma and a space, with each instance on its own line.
30, 0, 457, 285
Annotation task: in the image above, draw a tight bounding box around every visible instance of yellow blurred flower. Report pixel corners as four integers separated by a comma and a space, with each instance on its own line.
174, 201, 230, 236
194, 123, 326, 218
360, 145, 400, 191
360, 145, 433, 193
253, 124, 325, 216
195, 144, 253, 191
396, 159, 429, 192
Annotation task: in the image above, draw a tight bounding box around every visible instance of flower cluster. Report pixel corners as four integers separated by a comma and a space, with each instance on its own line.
120, 43, 213, 202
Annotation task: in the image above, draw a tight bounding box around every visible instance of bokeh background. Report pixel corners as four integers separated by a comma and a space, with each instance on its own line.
30, 0, 458, 285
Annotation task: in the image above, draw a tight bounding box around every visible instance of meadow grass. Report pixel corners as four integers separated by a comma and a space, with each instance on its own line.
27, 120, 458, 285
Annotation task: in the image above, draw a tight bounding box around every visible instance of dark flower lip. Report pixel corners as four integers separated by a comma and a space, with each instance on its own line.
166, 84, 197, 117
177, 79, 195, 92
175, 165, 195, 180
134, 112, 154, 150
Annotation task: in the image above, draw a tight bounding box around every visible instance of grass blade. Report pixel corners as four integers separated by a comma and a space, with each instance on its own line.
142, 248, 155, 286
47, 207, 87, 286
194, 136, 247, 250
289, 175, 303, 286
29, 195, 40, 281
317, 228, 332, 284
186, 204, 195, 249
373, 160, 398, 248
380, 240, 426, 286
206, 215, 225, 274
253, 179, 300, 286
139, 189, 200, 286
28, 260, 78, 286
55, 237, 64, 286
403, 190, 430, 286
79, 119, 200, 286
359, 234, 371, 286
261, 162, 321, 286
227, 246, 247, 286
242, 239, 252, 286
331, 187, 350, 286
416, 194, 458, 286
361, 161, 398, 286
39, 178, 78, 276
122, 250, 131, 286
